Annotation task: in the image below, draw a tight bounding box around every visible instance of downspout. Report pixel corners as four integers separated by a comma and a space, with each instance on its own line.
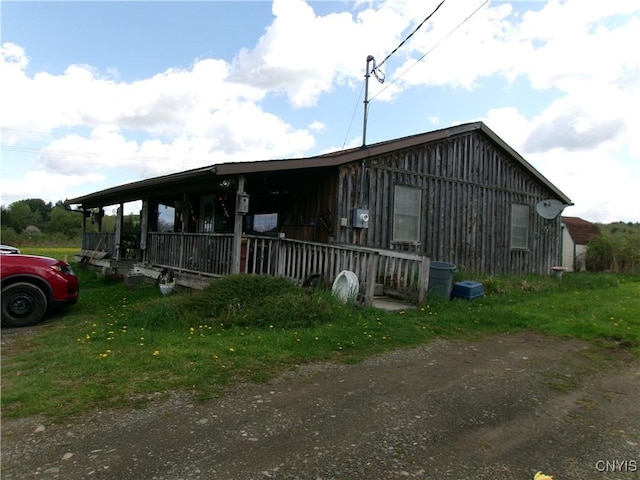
559, 222, 565, 269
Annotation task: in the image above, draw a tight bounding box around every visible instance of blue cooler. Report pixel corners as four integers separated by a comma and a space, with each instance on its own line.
452, 281, 484, 299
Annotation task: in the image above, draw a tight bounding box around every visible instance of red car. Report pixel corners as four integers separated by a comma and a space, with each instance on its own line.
1, 255, 79, 327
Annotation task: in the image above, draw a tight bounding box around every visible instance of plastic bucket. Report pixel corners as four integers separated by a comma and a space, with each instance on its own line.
428, 261, 456, 298
332, 270, 359, 303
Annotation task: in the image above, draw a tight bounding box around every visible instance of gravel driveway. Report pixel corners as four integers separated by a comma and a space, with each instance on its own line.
2, 331, 639, 479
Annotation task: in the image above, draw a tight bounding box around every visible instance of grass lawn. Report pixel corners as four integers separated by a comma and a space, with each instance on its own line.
2, 250, 639, 421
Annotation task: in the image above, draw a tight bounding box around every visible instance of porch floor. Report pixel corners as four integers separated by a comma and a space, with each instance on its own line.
371, 296, 415, 312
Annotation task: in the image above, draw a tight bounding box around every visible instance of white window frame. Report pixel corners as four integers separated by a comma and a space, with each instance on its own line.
392, 185, 421, 243
510, 203, 529, 250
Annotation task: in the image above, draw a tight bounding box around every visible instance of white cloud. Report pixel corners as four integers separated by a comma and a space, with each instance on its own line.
230, 0, 412, 107
1, 0, 638, 224
0, 170, 105, 207
482, 106, 639, 223
0, 41, 316, 197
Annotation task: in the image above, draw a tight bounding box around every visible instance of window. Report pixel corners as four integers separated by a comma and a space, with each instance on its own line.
510, 203, 529, 249
253, 213, 278, 233
157, 204, 175, 232
393, 186, 421, 242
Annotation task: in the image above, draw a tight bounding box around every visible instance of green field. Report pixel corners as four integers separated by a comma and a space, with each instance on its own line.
17, 246, 78, 261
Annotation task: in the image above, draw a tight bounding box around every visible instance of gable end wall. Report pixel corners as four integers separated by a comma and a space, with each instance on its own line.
336, 131, 562, 275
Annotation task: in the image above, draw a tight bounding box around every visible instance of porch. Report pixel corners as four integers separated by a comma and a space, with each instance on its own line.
79, 232, 431, 306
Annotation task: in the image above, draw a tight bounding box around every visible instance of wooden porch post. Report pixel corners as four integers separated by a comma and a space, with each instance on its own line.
232, 175, 247, 274
140, 200, 149, 262
81, 209, 87, 233
363, 252, 379, 306
418, 255, 430, 304
114, 204, 123, 261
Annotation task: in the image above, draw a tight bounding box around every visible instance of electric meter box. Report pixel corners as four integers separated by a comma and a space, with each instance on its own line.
353, 208, 370, 228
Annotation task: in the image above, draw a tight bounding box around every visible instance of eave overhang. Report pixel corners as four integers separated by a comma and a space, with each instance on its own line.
65, 122, 572, 209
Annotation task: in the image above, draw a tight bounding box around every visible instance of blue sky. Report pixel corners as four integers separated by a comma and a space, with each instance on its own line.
1, 0, 639, 223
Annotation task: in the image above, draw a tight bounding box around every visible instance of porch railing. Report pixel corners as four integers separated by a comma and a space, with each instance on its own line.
146, 232, 234, 276
80, 232, 430, 303
244, 236, 429, 303
81, 232, 116, 258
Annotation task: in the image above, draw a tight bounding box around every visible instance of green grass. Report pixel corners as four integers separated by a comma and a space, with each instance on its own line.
17, 246, 78, 261
2, 257, 639, 422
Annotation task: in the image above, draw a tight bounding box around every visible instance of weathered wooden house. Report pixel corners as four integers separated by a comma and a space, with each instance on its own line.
65, 122, 572, 303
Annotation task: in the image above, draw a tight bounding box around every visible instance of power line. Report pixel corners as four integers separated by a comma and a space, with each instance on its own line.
342, 80, 366, 149
370, 0, 489, 102
373, 0, 447, 74
346, 1, 448, 145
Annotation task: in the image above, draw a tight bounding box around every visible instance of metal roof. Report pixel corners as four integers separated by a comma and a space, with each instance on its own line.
561, 216, 601, 245
65, 122, 572, 208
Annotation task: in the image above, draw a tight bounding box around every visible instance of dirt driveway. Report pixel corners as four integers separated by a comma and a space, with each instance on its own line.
2, 331, 639, 479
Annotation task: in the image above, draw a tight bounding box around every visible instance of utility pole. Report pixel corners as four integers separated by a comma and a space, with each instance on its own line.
362, 55, 375, 147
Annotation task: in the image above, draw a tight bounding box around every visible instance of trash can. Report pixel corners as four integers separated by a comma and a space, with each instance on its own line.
428, 261, 456, 298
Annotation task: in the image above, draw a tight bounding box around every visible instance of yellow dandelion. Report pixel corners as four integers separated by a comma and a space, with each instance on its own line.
153, 350, 160, 357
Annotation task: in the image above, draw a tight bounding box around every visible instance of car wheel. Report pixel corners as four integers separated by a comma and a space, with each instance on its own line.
1, 282, 48, 327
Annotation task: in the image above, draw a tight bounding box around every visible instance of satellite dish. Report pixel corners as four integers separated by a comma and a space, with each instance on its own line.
536, 199, 566, 219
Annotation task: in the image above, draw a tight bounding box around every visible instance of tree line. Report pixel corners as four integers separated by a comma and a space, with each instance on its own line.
0, 198, 133, 247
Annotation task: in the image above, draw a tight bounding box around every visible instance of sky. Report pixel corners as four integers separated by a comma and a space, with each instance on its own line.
1, 0, 639, 224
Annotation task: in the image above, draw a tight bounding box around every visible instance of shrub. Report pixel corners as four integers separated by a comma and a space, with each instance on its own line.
221, 291, 343, 329
179, 274, 301, 318
587, 233, 640, 273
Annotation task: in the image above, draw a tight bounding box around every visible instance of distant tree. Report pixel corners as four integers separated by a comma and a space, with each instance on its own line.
48, 206, 83, 238
101, 215, 116, 232
0, 225, 20, 246
5, 202, 32, 233
4, 199, 53, 233
1, 205, 10, 228
23, 225, 42, 237
122, 213, 139, 234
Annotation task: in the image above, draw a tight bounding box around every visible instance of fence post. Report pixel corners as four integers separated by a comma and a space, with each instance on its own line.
364, 253, 379, 306
179, 232, 185, 270
418, 255, 430, 304
276, 238, 285, 278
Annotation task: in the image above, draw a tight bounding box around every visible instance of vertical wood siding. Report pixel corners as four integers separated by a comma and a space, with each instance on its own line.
336, 131, 562, 276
